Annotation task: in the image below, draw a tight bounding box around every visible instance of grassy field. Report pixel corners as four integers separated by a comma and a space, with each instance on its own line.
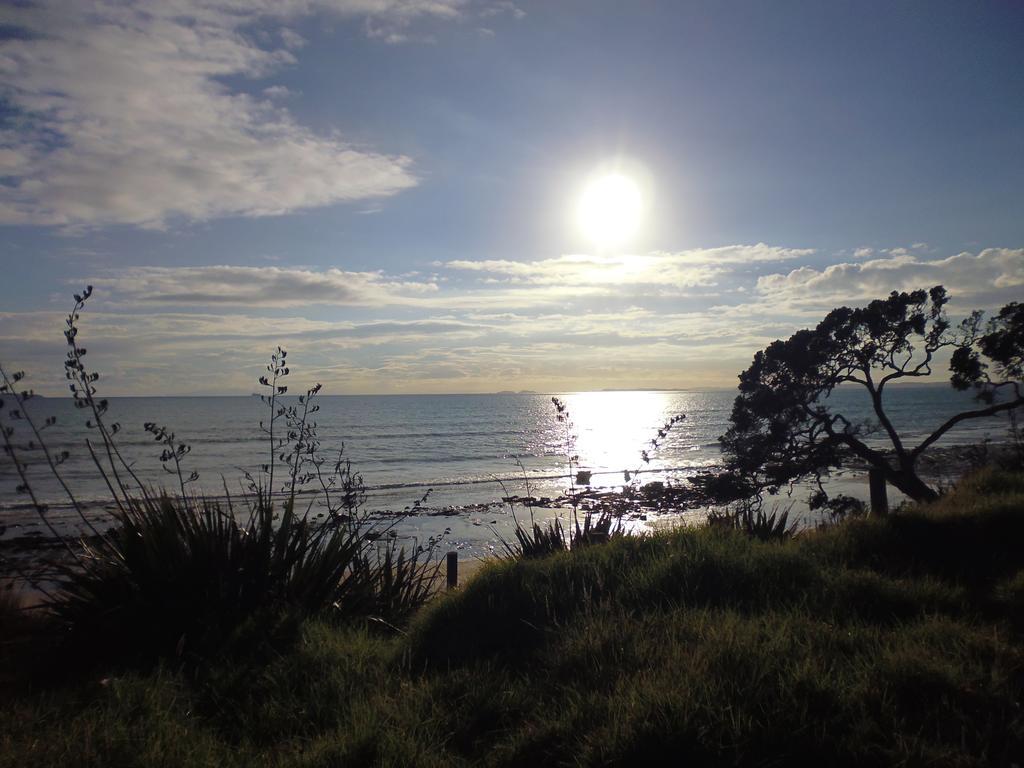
2, 468, 1023, 767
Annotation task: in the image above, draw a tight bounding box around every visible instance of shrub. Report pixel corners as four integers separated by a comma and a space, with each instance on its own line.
497, 516, 569, 559
50, 495, 364, 664
707, 499, 797, 542
0, 288, 442, 669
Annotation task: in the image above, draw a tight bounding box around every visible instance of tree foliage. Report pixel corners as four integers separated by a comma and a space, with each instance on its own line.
721, 287, 1024, 503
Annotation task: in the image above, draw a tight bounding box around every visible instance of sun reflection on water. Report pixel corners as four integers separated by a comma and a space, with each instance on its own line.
554, 390, 680, 485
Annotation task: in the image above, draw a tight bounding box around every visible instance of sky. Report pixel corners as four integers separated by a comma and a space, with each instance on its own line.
1, 0, 1022, 395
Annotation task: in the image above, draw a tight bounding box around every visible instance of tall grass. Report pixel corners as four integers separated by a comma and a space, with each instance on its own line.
51, 495, 363, 664
0, 288, 441, 669
707, 498, 797, 541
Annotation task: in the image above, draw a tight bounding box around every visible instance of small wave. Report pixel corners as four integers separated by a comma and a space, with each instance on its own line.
343, 429, 526, 440
368, 453, 525, 465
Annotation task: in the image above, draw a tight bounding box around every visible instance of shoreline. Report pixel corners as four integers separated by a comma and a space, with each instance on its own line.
3, 439, 1014, 553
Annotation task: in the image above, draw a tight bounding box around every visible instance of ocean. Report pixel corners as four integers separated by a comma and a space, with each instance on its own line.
0, 386, 1014, 557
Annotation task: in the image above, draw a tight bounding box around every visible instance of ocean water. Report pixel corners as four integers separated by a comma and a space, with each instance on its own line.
0, 386, 1014, 555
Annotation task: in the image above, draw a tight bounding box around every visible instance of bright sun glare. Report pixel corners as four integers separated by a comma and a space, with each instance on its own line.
576, 173, 643, 249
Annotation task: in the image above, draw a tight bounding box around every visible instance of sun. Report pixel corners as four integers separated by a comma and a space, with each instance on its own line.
576, 172, 643, 249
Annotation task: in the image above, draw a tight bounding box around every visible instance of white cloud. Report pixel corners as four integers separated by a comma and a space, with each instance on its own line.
446, 254, 718, 287
0, 0, 501, 229
0, 309, 481, 349
76, 261, 698, 314
8, 241, 1020, 394
0, 308, 494, 393
479, 1, 525, 19
87, 265, 438, 307
662, 243, 815, 265
279, 28, 307, 50
262, 85, 294, 99
445, 244, 812, 290
756, 248, 1024, 309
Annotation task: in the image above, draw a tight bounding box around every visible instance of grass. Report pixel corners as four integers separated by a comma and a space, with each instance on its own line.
2, 467, 1023, 766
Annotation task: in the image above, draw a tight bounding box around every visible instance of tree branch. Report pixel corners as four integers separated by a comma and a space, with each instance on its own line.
818, 410, 888, 468
912, 396, 1024, 459
860, 369, 908, 462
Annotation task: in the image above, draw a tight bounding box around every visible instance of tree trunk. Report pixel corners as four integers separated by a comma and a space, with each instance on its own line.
868, 468, 889, 516
884, 466, 939, 503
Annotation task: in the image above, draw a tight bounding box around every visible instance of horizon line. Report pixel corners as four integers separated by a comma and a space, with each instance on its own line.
29, 380, 958, 399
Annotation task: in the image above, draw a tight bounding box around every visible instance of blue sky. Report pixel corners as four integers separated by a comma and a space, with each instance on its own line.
1, 1, 1022, 394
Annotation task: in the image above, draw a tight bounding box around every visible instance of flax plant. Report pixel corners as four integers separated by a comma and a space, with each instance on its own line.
0, 288, 443, 668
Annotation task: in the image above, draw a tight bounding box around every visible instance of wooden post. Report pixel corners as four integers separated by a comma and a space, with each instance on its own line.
868, 468, 888, 517
446, 551, 458, 589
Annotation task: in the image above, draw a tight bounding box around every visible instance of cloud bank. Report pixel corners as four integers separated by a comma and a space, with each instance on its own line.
0, 0, 517, 228
445, 244, 814, 290
5, 244, 1020, 394
88, 266, 438, 307
757, 248, 1024, 308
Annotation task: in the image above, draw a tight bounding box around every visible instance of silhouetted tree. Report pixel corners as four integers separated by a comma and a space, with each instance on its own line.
721, 286, 1023, 503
